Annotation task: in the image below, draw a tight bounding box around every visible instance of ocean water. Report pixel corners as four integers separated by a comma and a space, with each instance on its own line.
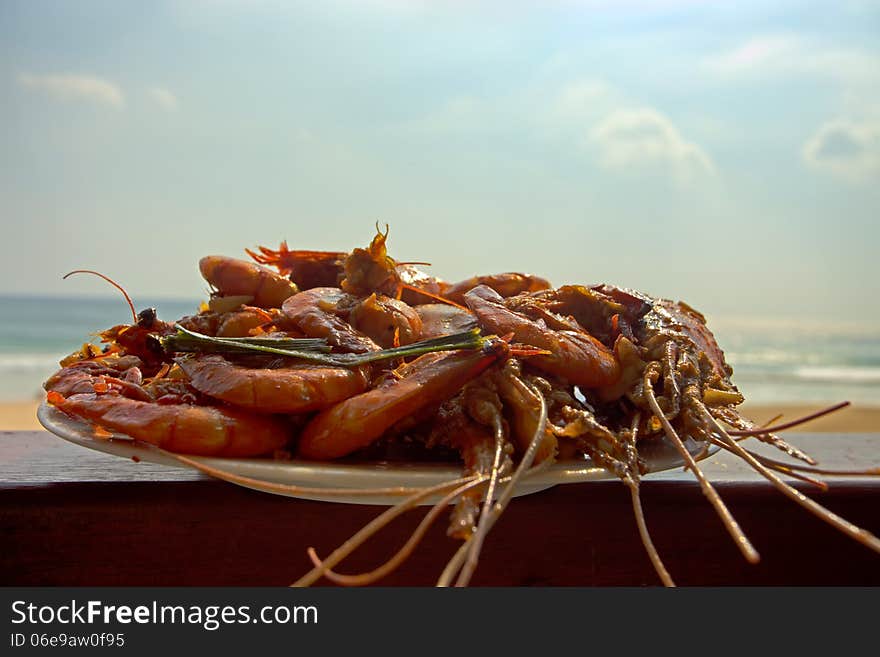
710, 317, 880, 406
0, 295, 202, 402
1, 295, 878, 406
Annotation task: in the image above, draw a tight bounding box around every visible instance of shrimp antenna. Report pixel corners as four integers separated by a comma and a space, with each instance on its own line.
717, 408, 817, 464
291, 475, 484, 587
627, 478, 674, 586
455, 407, 508, 586
697, 403, 880, 556
643, 372, 761, 564
708, 438, 830, 490
729, 447, 880, 478
307, 478, 486, 586
63, 269, 137, 324
729, 401, 851, 437
398, 283, 469, 310
623, 412, 675, 587
452, 380, 550, 587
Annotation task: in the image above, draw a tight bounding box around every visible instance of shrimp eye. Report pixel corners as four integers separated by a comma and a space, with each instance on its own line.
137, 307, 157, 327
145, 334, 166, 358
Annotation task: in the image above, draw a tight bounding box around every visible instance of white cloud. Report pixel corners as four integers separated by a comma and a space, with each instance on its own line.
17, 72, 125, 108
543, 81, 717, 184
148, 86, 179, 111
590, 108, 714, 182
704, 35, 880, 86
551, 79, 618, 121
803, 119, 880, 182
705, 35, 799, 73
392, 78, 717, 185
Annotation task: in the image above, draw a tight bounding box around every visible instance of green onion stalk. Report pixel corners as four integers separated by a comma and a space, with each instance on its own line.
160, 325, 486, 367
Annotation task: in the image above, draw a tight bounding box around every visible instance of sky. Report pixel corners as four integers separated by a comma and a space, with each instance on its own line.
1, 0, 879, 323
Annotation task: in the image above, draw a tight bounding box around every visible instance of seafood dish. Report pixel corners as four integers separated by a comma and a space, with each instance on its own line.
41, 226, 880, 586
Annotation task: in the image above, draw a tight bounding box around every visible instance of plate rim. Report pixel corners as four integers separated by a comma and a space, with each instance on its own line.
37, 400, 718, 503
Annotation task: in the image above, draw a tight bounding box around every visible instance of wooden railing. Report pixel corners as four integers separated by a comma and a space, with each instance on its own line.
2, 431, 878, 586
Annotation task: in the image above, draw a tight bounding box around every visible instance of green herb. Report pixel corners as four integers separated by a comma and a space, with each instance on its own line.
160, 325, 485, 367
161, 327, 331, 356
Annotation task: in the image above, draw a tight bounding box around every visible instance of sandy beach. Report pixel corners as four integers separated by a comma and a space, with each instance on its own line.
4, 399, 878, 433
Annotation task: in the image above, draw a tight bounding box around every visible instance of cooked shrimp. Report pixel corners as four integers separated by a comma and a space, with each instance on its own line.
339, 226, 399, 298
246, 242, 347, 290
199, 255, 299, 309
337, 226, 460, 307
178, 306, 283, 338
177, 354, 370, 414
250, 229, 453, 306
91, 313, 177, 370
464, 285, 620, 388
347, 293, 422, 348
45, 359, 151, 400
443, 273, 552, 305
281, 287, 380, 354
490, 360, 558, 464
396, 265, 450, 306
282, 287, 424, 351
48, 391, 290, 457
296, 337, 511, 460
415, 304, 478, 340
45, 361, 291, 457
429, 381, 513, 540
514, 284, 633, 345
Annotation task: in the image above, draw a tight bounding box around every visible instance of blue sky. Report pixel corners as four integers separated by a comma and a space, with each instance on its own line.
1, 1, 879, 322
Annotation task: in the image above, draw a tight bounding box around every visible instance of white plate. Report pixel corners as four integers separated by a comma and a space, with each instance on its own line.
37, 401, 716, 505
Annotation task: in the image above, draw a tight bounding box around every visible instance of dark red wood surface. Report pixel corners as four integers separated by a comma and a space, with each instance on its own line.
2, 430, 879, 586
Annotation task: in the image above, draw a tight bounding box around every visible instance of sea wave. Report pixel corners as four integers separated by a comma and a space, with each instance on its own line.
0, 353, 64, 373
0, 355, 58, 402
792, 366, 880, 385
727, 350, 824, 366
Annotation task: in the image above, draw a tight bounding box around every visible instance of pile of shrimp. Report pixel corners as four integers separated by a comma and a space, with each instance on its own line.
43, 226, 880, 587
